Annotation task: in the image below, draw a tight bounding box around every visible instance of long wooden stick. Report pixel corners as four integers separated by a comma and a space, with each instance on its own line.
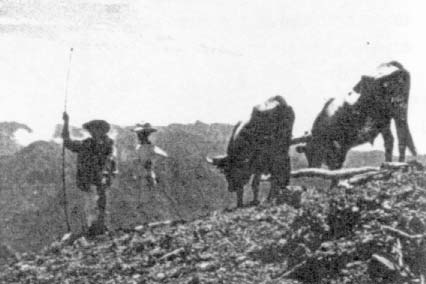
62, 140, 71, 232
61, 48, 74, 232
63, 48, 74, 112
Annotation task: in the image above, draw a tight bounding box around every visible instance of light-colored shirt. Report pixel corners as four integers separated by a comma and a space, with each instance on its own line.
135, 144, 167, 165
132, 144, 168, 188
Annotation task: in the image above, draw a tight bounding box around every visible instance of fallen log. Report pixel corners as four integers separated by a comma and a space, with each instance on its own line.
382, 225, 425, 240
159, 247, 186, 261
272, 259, 308, 279
381, 162, 410, 170
381, 161, 425, 172
346, 170, 393, 186
148, 220, 174, 228
259, 162, 419, 184
148, 219, 186, 229
260, 167, 379, 182
290, 162, 418, 181
290, 167, 379, 180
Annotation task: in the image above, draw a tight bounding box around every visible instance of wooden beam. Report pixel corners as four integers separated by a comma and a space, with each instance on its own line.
291, 167, 380, 180
259, 162, 419, 183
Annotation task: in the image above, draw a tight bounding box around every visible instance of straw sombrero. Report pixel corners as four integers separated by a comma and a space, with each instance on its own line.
132, 122, 157, 133
82, 120, 110, 134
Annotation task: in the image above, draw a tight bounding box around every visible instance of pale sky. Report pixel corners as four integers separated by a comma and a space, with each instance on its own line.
1, 0, 426, 153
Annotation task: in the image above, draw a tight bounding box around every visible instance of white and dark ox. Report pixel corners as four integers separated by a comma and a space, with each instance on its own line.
207, 96, 295, 207
293, 61, 417, 169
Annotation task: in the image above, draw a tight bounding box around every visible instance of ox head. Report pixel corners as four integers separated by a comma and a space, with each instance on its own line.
206, 155, 229, 172
293, 134, 344, 168
206, 155, 251, 192
291, 132, 324, 168
205, 120, 253, 192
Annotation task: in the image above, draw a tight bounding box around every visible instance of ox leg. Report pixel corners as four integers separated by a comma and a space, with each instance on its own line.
326, 147, 346, 170
267, 178, 276, 203
325, 140, 347, 170
231, 169, 252, 208
395, 118, 417, 161
381, 124, 394, 162
269, 156, 291, 205
406, 132, 417, 157
250, 174, 260, 206
398, 119, 417, 158
327, 150, 347, 188
236, 188, 244, 208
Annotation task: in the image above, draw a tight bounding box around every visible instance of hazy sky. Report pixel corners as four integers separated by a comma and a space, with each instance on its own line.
1, 0, 426, 153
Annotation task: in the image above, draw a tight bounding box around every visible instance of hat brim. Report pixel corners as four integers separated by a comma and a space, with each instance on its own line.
132, 128, 157, 133
83, 120, 110, 134
131, 124, 157, 132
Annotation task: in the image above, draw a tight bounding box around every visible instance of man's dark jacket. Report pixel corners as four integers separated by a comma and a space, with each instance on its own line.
64, 136, 114, 191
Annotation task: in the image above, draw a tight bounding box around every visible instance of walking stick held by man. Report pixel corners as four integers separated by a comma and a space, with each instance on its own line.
61, 114, 72, 232
61, 48, 74, 233
62, 114, 115, 237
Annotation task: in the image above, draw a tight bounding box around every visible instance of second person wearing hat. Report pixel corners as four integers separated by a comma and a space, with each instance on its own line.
131, 122, 168, 207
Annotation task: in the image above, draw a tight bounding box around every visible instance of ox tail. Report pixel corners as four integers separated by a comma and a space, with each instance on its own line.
387, 61, 404, 70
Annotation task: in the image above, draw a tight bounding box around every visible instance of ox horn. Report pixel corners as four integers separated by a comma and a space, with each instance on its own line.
206, 155, 228, 166
291, 132, 312, 145
206, 156, 215, 164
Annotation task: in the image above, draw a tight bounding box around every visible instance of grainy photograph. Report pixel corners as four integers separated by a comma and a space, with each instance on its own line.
0, 1, 426, 283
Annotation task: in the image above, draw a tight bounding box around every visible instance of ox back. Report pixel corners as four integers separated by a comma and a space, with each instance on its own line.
208, 95, 295, 207
228, 96, 294, 170
295, 61, 417, 169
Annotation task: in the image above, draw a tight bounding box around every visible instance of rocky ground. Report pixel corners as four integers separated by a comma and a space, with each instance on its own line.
1, 169, 426, 284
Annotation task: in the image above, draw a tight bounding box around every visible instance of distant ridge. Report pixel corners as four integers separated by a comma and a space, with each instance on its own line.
0, 122, 32, 156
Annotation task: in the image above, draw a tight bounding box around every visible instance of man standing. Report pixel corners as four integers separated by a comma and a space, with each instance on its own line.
62, 112, 116, 237
131, 123, 168, 207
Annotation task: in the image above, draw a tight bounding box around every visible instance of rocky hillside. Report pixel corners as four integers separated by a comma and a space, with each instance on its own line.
1, 168, 425, 284
0, 121, 235, 253
0, 120, 423, 256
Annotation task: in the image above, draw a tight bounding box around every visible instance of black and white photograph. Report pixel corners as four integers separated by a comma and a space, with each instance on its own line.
0, 0, 426, 283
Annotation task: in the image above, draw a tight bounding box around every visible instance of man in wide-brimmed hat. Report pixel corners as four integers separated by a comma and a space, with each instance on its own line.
131, 122, 168, 207
133, 122, 158, 143
62, 112, 116, 237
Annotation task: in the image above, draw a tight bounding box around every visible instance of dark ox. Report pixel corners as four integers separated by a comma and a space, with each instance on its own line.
207, 96, 295, 207
294, 61, 417, 169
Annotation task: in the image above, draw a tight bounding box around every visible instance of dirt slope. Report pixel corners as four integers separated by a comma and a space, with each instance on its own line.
1, 169, 426, 283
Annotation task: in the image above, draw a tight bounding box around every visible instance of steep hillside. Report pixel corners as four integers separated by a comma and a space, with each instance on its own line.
1, 169, 425, 284
0, 122, 234, 253
0, 120, 422, 256
0, 141, 78, 252
109, 122, 234, 230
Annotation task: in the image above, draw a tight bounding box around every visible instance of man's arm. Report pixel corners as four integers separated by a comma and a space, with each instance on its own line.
62, 112, 83, 152
153, 145, 168, 157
